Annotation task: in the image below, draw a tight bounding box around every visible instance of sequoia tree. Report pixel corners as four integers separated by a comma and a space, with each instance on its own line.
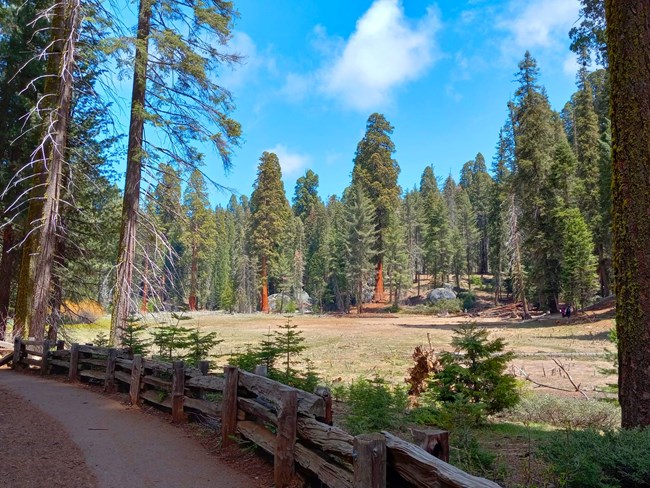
606, 0, 650, 428
250, 152, 292, 312
351, 113, 400, 302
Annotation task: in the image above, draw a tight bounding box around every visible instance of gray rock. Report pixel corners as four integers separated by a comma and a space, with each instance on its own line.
427, 287, 457, 303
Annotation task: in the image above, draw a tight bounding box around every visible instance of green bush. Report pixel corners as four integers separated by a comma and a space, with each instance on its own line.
426, 324, 519, 421
429, 299, 463, 314
344, 377, 408, 435
457, 291, 477, 310
541, 428, 650, 487
507, 394, 620, 430
469, 275, 482, 287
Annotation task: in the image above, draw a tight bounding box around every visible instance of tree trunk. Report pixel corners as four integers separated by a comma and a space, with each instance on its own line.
140, 256, 149, 313
606, 0, 650, 428
111, 0, 152, 344
13, 0, 67, 338
30, 0, 80, 340
0, 224, 14, 340
189, 242, 198, 310
260, 255, 269, 312
373, 257, 384, 302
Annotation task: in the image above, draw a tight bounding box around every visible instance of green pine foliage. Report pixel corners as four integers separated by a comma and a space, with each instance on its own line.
184, 328, 222, 366
427, 324, 519, 420
344, 377, 408, 435
118, 317, 151, 356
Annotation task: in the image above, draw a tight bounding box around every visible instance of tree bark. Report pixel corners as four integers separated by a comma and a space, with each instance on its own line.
260, 255, 269, 312
0, 224, 14, 339
606, 0, 650, 428
30, 0, 81, 340
111, 0, 152, 344
373, 258, 384, 302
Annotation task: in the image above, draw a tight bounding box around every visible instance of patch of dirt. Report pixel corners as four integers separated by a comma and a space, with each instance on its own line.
0, 383, 98, 487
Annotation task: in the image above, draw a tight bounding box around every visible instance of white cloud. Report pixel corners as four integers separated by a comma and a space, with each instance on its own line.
562, 52, 580, 77
498, 0, 580, 52
265, 144, 310, 175
219, 31, 276, 90
317, 0, 442, 111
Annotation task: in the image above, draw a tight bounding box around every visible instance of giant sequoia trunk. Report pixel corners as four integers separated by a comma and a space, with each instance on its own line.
606, 0, 650, 428
373, 257, 384, 302
260, 255, 269, 312
110, 0, 151, 344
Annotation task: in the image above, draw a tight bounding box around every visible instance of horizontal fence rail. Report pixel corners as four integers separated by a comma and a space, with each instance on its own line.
5, 338, 501, 488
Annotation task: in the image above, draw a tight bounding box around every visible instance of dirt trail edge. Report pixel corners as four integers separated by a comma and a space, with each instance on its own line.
0, 370, 261, 488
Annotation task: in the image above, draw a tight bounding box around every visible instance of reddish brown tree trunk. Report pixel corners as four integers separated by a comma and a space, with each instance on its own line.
140, 257, 149, 312
111, 0, 152, 344
373, 258, 384, 302
260, 255, 269, 312
0, 224, 14, 340
607, 0, 650, 428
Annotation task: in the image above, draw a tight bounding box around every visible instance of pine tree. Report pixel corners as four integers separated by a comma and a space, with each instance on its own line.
182, 169, 216, 310
456, 188, 478, 289
384, 209, 409, 306
344, 185, 376, 313
351, 113, 401, 302
293, 170, 321, 221
402, 188, 425, 296
111, 0, 241, 343
250, 152, 292, 312
325, 196, 349, 312
422, 168, 452, 287
558, 208, 598, 310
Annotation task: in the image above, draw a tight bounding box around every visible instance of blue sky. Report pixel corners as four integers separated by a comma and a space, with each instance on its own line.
116, 0, 585, 206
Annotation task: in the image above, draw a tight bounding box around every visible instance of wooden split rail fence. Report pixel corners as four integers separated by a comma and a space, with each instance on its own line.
5, 339, 500, 488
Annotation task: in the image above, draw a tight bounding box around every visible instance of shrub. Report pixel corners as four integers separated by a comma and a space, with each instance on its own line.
92, 331, 110, 347
344, 377, 408, 435
541, 428, 650, 487
507, 394, 620, 430
469, 275, 482, 287
426, 323, 519, 421
457, 291, 477, 310
119, 317, 150, 356
429, 299, 463, 314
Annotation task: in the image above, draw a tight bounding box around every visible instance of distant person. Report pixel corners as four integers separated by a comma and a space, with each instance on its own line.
560, 306, 566, 318
566, 305, 572, 318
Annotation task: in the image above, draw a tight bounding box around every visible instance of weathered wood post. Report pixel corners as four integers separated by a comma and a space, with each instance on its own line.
314, 386, 333, 425
68, 343, 79, 381
12, 337, 22, 369
221, 365, 239, 447
253, 364, 268, 377
41, 339, 50, 375
56, 340, 65, 350
104, 348, 117, 393
129, 354, 143, 405
353, 433, 387, 488
172, 360, 186, 423
275, 387, 298, 488
198, 360, 210, 376
412, 428, 449, 463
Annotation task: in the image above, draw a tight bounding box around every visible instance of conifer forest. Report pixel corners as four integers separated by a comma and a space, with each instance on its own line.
1, 0, 650, 436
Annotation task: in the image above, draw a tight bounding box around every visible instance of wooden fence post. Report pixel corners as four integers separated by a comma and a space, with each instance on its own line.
412, 428, 449, 463
275, 387, 298, 488
172, 361, 186, 423
41, 340, 50, 375
314, 386, 333, 425
56, 340, 65, 350
353, 434, 387, 488
129, 354, 143, 405
12, 337, 22, 369
68, 343, 79, 381
104, 348, 117, 393
221, 365, 239, 447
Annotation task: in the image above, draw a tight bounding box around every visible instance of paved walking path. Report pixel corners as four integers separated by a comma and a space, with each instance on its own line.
0, 370, 260, 488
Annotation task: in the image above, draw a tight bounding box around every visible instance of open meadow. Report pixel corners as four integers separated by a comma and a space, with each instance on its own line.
65, 303, 617, 399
